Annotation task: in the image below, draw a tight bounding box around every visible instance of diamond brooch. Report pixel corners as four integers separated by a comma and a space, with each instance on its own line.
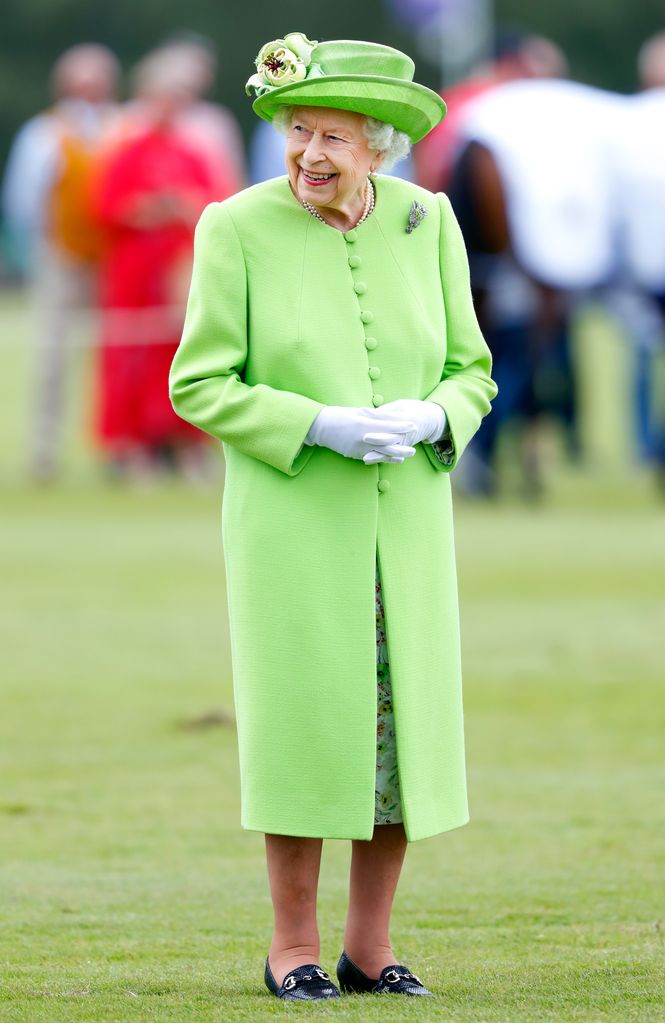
406, 200, 428, 233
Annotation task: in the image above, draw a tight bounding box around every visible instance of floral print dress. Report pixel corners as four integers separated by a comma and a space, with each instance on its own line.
373, 437, 455, 825
374, 564, 403, 825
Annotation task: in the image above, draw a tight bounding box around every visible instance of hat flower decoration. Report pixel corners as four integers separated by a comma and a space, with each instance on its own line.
246, 32, 322, 96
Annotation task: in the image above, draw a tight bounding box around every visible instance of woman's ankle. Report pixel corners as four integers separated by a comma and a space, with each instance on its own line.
268, 943, 322, 987
342, 940, 396, 981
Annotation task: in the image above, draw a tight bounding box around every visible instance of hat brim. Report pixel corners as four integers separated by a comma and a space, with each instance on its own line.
253, 75, 446, 144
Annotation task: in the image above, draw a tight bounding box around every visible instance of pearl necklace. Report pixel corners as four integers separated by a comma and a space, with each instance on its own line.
300, 178, 375, 229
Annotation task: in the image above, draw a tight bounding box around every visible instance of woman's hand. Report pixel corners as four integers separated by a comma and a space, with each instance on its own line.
365, 399, 447, 449
305, 406, 417, 462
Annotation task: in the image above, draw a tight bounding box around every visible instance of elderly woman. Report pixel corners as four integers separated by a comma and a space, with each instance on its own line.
170, 35, 497, 1001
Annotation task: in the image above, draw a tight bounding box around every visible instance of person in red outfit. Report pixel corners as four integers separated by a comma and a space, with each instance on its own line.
92, 54, 235, 477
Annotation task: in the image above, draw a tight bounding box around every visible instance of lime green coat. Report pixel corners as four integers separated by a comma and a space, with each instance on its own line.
169, 174, 497, 842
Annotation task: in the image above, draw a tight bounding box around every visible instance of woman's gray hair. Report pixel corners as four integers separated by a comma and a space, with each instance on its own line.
272, 106, 411, 171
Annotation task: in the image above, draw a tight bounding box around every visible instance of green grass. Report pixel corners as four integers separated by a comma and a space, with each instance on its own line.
1, 289, 664, 1020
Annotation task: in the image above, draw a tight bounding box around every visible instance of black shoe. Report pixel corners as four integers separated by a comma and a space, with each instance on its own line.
264, 956, 341, 1000
336, 949, 434, 996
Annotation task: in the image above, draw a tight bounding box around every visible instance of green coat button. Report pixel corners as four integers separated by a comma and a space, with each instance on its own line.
372, 394, 384, 406
344, 229, 358, 243
354, 281, 367, 295
378, 479, 391, 493
360, 310, 374, 324
364, 337, 377, 350
348, 255, 362, 268
369, 366, 381, 379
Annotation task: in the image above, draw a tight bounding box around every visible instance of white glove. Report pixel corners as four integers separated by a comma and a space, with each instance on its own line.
365, 399, 447, 450
305, 406, 417, 462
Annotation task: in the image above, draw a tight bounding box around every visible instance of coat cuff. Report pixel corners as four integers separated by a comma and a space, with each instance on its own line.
426, 419, 455, 467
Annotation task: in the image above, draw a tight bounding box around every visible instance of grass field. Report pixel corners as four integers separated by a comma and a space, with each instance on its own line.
1, 290, 664, 1021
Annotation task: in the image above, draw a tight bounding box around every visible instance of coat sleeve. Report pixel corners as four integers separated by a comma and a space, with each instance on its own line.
422, 192, 498, 472
169, 202, 324, 476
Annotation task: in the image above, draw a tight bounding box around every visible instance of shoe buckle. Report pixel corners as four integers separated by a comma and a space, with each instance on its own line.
385, 969, 401, 984
315, 968, 330, 980
283, 975, 297, 990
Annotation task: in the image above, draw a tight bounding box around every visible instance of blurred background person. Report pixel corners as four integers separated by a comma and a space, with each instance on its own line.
410, 28, 571, 497
119, 33, 246, 195
637, 28, 665, 89
606, 31, 665, 489
444, 73, 623, 497
91, 50, 232, 481
413, 29, 567, 194
1, 43, 120, 481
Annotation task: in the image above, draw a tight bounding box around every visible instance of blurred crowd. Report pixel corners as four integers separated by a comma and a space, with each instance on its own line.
2, 37, 245, 482
2, 30, 665, 493
423, 29, 665, 497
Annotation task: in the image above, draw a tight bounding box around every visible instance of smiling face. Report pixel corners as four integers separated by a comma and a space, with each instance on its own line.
284, 106, 384, 218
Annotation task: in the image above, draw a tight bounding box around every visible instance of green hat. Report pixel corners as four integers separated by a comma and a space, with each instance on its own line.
246, 33, 446, 144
